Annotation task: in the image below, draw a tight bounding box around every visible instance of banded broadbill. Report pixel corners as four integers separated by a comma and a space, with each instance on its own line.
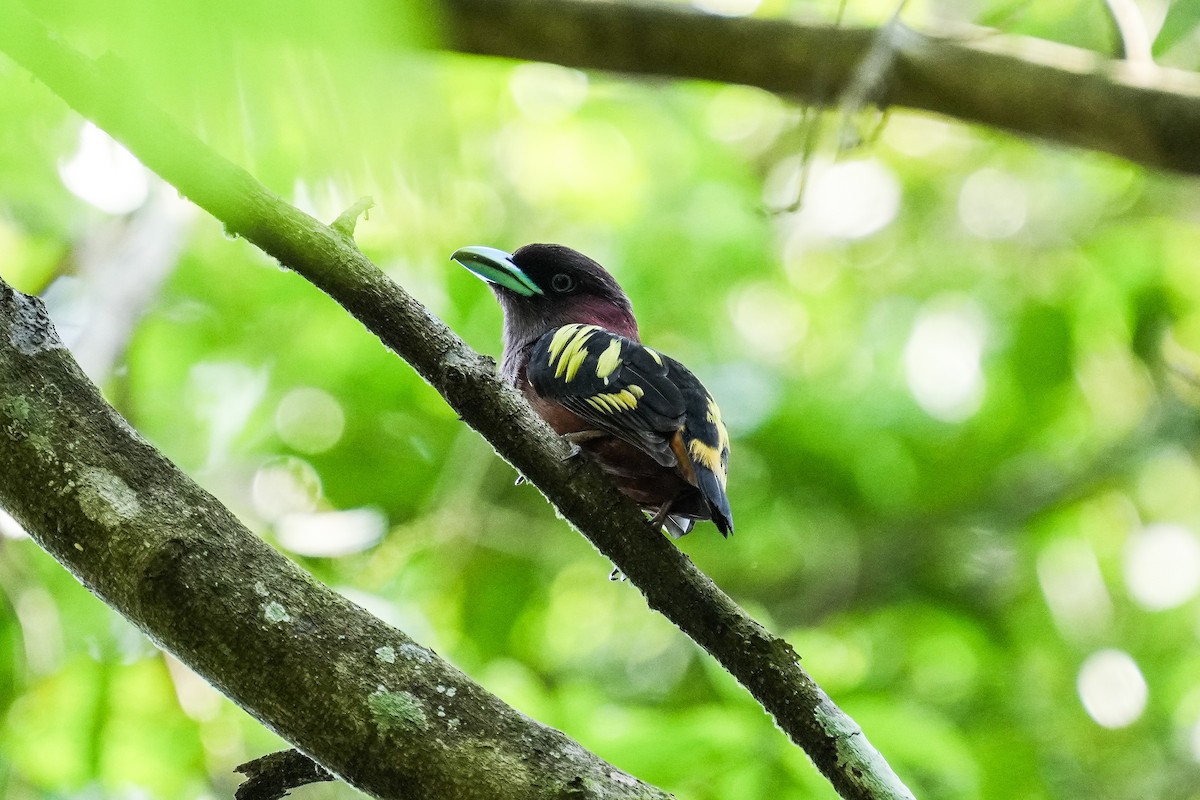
451, 243, 733, 538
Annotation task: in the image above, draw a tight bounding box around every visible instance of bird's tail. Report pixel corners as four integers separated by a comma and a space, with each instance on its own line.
695, 467, 734, 537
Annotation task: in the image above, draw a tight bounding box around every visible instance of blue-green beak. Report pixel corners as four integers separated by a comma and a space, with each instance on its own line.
450, 246, 543, 297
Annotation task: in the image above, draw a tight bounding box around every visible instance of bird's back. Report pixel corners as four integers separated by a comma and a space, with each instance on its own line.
524, 324, 733, 536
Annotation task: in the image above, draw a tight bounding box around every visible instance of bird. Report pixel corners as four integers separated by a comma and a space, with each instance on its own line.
450, 243, 732, 539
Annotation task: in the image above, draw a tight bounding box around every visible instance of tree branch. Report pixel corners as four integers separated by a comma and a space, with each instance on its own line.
235, 749, 334, 800
0, 281, 671, 799
0, 2, 913, 799
440, 0, 1200, 175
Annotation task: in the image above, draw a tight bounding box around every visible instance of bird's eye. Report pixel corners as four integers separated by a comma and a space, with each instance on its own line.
550, 273, 575, 293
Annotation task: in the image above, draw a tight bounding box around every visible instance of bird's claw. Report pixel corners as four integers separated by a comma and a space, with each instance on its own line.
561, 430, 607, 462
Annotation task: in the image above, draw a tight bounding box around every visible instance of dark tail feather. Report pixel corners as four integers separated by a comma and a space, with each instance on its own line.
696, 467, 733, 537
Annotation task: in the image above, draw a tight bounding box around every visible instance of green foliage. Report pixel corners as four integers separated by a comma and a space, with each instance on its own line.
4, 0, 1200, 798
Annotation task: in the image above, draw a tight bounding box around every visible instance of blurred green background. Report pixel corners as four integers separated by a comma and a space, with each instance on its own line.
4, 0, 1200, 797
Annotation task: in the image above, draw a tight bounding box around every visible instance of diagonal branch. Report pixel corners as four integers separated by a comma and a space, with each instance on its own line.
440, 0, 1200, 175
0, 279, 669, 800
0, 2, 913, 799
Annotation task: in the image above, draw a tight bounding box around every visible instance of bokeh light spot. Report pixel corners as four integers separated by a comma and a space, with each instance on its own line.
958, 167, 1027, 239
903, 299, 986, 423
771, 158, 901, 241
495, 120, 642, 221
883, 113, 956, 158
691, 0, 760, 16
1190, 717, 1200, 762
0, 507, 28, 539
58, 122, 149, 214
1124, 522, 1200, 611
189, 361, 269, 467
277, 508, 386, 557
509, 63, 589, 122
275, 386, 346, 454
1077, 649, 1148, 729
252, 456, 321, 522
729, 282, 807, 361
705, 85, 783, 148
1037, 537, 1113, 638
706, 362, 782, 434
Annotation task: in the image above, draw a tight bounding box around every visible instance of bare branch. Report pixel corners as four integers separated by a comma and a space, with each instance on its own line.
441, 0, 1200, 175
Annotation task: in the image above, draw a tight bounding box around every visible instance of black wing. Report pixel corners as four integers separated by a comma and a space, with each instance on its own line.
527, 324, 734, 535
527, 324, 686, 467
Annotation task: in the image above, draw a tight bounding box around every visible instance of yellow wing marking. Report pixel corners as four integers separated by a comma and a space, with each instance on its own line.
687, 439, 725, 488
546, 325, 581, 367
643, 347, 663, 366
595, 338, 623, 382
584, 385, 643, 414
687, 396, 729, 488
707, 395, 730, 453
563, 337, 592, 381
551, 325, 598, 382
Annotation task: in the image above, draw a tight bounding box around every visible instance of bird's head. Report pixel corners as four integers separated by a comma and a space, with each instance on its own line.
451, 243, 640, 363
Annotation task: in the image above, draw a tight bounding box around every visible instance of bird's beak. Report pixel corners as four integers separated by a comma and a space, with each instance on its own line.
450, 246, 543, 297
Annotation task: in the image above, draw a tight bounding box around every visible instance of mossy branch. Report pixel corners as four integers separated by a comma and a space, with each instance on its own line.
0, 281, 672, 799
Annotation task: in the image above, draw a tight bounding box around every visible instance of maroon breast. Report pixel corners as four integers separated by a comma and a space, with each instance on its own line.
522, 385, 709, 521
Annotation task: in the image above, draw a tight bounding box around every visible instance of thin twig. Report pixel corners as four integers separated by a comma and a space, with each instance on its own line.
835, 0, 909, 152
1103, 0, 1155, 64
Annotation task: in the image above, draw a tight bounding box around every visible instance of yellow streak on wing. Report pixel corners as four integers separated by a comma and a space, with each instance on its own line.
563, 339, 591, 381
595, 338, 623, 381
586, 387, 640, 415
707, 396, 730, 453
643, 347, 663, 366
688, 438, 728, 489
546, 324, 582, 370
627, 384, 644, 399
554, 325, 596, 380
689, 396, 730, 489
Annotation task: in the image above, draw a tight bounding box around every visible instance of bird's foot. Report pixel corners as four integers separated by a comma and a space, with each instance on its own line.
563, 430, 607, 445
647, 496, 693, 539
647, 504, 671, 530
514, 474, 527, 486
560, 430, 606, 461
608, 567, 627, 582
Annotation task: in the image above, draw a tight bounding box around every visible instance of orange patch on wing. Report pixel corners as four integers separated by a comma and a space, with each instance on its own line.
670, 430, 697, 487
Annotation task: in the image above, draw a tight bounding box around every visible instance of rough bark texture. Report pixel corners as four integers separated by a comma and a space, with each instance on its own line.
441, 0, 1200, 176
0, 2, 914, 799
235, 749, 334, 800
0, 283, 671, 800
